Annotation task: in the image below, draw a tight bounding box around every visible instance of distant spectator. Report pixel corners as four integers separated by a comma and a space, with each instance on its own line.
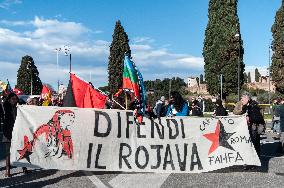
271, 98, 282, 132
214, 99, 228, 116
27, 97, 39, 106
167, 91, 189, 116
197, 96, 204, 115
153, 96, 165, 118
191, 100, 202, 116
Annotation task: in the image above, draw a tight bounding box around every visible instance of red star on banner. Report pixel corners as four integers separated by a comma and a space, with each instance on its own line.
203, 120, 235, 155
203, 121, 220, 155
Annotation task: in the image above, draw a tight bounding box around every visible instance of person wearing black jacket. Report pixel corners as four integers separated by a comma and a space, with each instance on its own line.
240, 92, 265, 157
214, 99, 228, 116
0, 98, 4, 132
3, 93, 19, 177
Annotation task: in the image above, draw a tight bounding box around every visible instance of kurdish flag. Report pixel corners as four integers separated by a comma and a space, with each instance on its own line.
122, 55, 146, 116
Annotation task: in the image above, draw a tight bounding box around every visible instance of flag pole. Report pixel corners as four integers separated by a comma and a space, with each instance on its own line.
111, 96, 126, 110
125, 93, 128, 110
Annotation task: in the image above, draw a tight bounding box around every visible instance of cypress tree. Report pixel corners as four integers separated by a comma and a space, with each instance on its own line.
108, 20, 131, 95
200, 74, 204, 84
271, 0, 284, 93
16, 55, 42, 95
203, 0, 244, 98
248, 72, 251, 83
244, 72, 247, 83
255, 68, 261, 82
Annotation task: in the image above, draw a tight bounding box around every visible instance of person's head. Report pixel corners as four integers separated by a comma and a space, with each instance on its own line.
241, 92, 251, 105
170, 91, 185, 112
5, 93, 18, 106
27, 97, 39, 105
160, 96, 165, 102
275, 97, 282, 105
164, 99, 169, 105
198, 96, 202, 102
216, 99, 223, 107
192, 100, 199, 107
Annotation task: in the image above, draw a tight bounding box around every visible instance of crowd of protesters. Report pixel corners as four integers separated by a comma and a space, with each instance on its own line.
1, 89, 284, 177
149, 91, 206, 119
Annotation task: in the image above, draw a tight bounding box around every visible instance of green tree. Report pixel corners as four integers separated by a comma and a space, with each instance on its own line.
271, 0, 284, 93
255, 68, 261, 82
16, 55, 42, 95
108, 20, 131, 95
144, 77, 187, 105
203, 0, 244, 98
244, 72, 247, 83
248, 72, 251, 83
196, 77, 200, 86
200, 74, 204, 84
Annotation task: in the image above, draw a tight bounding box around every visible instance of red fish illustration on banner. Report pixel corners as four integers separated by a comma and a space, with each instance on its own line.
17, 110, 75, 163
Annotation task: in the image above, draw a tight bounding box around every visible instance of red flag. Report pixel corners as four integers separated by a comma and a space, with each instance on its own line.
70, 73, 107, 109
13, 88, 23, 95
83, 85, 107, 108
70, 73, 89, 107
41, 85, 52, 106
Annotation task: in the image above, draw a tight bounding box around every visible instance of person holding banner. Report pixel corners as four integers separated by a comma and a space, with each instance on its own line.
166, 91, 189, 116
240, 92, 265, 157
0, 98, 4, 131
2, 93, 19, 177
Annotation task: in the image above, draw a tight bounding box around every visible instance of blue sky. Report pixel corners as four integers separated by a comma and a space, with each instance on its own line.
0, 0, 282, 88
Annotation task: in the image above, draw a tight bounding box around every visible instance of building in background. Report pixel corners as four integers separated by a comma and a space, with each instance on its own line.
187, 76, 209, 95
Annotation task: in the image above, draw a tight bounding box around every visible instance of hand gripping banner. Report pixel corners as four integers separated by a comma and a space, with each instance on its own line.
10, 106, 261, 173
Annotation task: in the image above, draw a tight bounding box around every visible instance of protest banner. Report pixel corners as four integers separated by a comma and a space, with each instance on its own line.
10, 106, 260, 173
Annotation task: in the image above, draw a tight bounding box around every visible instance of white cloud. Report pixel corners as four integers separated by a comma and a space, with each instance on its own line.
132, 37, 155, 44
93, 30, 103, 34
0, 19, 30, 26
0, 17, 204, 89
27, 16, 89, 39
130, 44, 152, 51
0, 0, 22, 9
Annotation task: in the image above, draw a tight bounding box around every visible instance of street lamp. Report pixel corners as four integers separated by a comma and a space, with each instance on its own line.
268, 40, 272, 106
26, 61, 33, 95
55, 47, 61, 93
235, 33, 241, 101
220, 74, 223, 101
64, 45, 71, 73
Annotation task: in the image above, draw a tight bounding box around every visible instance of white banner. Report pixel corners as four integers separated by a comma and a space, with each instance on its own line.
10, 106, 260, 173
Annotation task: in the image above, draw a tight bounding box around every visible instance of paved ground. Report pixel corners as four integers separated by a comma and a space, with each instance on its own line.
1, 121, 284, 188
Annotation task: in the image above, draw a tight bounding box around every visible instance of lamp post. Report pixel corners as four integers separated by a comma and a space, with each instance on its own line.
268, 40, 272, 106
169, 78, 172, 99
55, 47, 61, 93
235, 33, 241, 101
220, 74, 223, 101
64, 45, 71, 73
27, 61, 33, 95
